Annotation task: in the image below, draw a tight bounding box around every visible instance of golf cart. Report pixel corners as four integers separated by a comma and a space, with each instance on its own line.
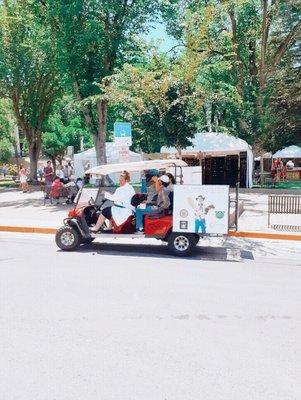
55, 159, 231, 256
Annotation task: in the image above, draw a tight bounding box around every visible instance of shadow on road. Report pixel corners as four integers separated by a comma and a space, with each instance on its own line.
0, 197, 73, 212
70, 241, 254, 262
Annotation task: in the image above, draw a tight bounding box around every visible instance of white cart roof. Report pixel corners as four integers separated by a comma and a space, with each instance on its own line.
273, 145, 301, 159
86, 159, 187, 176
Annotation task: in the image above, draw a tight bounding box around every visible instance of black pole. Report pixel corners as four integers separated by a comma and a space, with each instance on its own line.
235, 182, 240, 231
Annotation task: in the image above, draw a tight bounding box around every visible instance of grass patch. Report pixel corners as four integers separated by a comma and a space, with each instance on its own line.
0, 180, 18, 188
274, 181, 301, 190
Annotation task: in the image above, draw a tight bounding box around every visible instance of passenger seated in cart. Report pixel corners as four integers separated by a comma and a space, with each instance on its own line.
90, 171, 135, 233
135, 175, 171, 233
165, 172, 176, 189
143, 170, 175, 204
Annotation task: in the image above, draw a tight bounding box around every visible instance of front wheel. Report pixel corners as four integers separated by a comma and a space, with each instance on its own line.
55, 225, 81, 251
167, 233, 197, 257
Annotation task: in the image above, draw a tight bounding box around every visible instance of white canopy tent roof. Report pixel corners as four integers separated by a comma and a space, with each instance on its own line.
74, 142, 142, 183
273, 145, 301, 159
161, 132, 253, 188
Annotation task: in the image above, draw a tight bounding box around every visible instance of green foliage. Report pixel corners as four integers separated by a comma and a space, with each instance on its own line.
42, 97, 93, 160
264, 68, 301, 152
0, 0, 60, 178
0, 0, 60, 133
0, 99, 15, 142
0, 138, 13, 163
161, 0, 301, 151
35, 0, 159, 163
102, 55, 203, 152
1, 0, 300, 161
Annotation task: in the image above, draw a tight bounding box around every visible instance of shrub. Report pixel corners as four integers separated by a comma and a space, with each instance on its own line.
7, 164, 18, 176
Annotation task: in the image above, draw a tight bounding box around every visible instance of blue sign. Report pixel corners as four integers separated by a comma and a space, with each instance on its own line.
114, 122, 132, 146
114, 122, 131, 138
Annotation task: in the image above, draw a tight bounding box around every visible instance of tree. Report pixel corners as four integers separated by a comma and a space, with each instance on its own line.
0, 0, 60, 180
102, 55, 203, 153
162, 0, 301, 149
42, 97, 93, 167
38, 0, 158, 164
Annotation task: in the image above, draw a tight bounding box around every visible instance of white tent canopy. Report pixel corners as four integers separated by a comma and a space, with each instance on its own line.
273, 145, 301, 159
161, 132, 253, 188
74, 143, 142, 183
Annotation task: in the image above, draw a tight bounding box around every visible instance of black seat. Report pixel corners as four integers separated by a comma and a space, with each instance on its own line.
131, 193, 147, 208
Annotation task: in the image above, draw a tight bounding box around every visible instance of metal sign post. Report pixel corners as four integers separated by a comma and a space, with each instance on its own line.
114, 122, 132, 163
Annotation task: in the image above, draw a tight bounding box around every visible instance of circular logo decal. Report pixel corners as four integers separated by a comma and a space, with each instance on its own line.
215, 211, 225, 219
180, 209, 189, 218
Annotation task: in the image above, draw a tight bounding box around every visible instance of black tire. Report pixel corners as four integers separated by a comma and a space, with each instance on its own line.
81, 237, 95, 245
167, 232, 197, 257
55, 225, 81, 251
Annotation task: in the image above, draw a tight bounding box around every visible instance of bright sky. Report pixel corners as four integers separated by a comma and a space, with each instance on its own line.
144, 21, 177, 53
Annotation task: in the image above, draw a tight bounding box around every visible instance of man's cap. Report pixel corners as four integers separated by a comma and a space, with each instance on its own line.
196, 195, 205, 200
158, 174, 170, 184
146, 169, 159, 177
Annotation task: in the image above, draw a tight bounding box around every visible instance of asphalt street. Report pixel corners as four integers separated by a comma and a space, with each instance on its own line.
0, 232, 301, 400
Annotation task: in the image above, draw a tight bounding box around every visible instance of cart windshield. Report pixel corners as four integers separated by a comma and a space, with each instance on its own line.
74, 187, 100, 208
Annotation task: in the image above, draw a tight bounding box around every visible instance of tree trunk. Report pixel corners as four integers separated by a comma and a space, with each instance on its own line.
229, 9, 244, 97
249, 40, 258, 86
95, 100, 108, 165
204, 101, 212, 132
259, 0, 269, 92
51, 156, 56, 175
28, 138, 41, 182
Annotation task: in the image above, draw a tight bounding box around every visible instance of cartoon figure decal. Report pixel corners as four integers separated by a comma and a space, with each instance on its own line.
173, 185, 229, 235
187, 195, 215, 233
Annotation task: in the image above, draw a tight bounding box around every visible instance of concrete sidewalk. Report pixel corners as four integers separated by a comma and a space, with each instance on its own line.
0, 188, 72, 228
0, 188, 300, 240
236, 192, 301, 232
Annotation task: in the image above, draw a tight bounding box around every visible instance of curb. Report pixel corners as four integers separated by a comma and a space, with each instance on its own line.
0, 226, 300, 241
0, 226, 56, 234
228, 230, 301, 241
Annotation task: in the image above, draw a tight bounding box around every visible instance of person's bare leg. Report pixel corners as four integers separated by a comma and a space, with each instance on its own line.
91, 214, 106, 232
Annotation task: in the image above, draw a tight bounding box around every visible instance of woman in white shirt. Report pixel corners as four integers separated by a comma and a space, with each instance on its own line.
56, 165, 65, 181
90, 171, 135, 232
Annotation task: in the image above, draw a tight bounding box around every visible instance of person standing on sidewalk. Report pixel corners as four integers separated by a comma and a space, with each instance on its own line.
44, 160, 53, 186
19, 165, 29, 193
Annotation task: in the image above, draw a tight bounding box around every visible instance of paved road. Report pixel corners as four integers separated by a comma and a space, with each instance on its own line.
1, 233, 301, 400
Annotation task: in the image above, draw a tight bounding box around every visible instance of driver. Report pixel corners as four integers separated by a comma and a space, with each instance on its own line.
90, 171, 135, 232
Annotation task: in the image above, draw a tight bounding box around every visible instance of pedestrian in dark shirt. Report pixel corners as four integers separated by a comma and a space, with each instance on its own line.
44, 160, 53, 185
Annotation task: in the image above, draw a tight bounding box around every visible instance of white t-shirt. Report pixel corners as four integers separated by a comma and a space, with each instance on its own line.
104, 183, 135, 226
56, 170, 64, 179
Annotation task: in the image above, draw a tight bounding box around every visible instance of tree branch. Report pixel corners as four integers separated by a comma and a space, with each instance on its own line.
270, 19, 301, 71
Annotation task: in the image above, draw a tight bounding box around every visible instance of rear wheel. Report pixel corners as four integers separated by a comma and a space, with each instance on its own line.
167, 232, 197, 257
55, 226, 80, 251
